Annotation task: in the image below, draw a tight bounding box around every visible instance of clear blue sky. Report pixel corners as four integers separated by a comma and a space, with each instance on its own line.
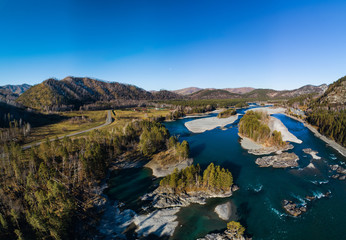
0, 0, 345, 90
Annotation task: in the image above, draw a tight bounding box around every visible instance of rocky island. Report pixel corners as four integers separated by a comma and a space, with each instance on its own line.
135, 163, 238, 238
255, 152, 299, 168
303, 148, 321, 159
238, 110, 300, 156
282, 200, 307, 217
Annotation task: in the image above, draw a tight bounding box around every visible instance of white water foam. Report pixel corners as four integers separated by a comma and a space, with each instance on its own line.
254, 184, 263, 192
310, 180, 329, 185
290, 193, 307, 206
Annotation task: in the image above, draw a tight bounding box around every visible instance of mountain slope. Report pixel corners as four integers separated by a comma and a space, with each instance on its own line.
17, 77, 153, 110
0, 88, 19, 103
16, 77, 181, 111
313, 76, 346, 110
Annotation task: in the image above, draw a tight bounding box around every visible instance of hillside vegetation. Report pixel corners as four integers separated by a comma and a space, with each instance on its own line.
307, 110, 345, 147
17, 77, 181, 111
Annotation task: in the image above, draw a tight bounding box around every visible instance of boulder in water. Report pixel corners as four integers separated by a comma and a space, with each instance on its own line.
282, 200, 306, 217
214, 202, 232, 221
255, 152, 299, 168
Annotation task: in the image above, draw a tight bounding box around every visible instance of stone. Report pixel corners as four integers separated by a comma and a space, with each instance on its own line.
283, 200, 306, 217
231, 185, 240, 192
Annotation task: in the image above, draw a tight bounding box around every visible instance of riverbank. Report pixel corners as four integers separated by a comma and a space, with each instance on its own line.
285, 114, 346, 157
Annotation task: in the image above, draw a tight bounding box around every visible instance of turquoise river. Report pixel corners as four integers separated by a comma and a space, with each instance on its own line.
105, 106, 346, 240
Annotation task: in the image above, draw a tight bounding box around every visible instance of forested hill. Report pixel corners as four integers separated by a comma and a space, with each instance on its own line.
305, 76, 346, 147
16, 77, 181, 111
11, 76, 331, 111
312, 76, 345, 110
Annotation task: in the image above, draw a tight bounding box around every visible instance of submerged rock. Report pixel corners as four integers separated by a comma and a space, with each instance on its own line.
329, 164, 346, 180
282, 200, 306, 217
255, 152, 299, 168
306, 162, 316, 169
214, 202, 232, 221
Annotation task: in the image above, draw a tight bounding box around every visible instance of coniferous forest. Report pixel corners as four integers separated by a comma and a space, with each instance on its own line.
0, 119, 187, 239
159, 163, 233, 193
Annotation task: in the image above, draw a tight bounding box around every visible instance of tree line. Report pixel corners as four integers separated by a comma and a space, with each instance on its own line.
217, 108, 236, 118
159, 163, 233, 193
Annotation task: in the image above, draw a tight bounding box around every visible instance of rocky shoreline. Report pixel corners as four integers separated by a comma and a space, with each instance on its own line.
134, 185, 239, 238
239, 134, 294, 155
142, 185, 238, 209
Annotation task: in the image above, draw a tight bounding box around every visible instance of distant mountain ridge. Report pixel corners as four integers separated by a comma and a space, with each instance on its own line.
0, 84, 31, 105
173, 87, 254, 95
173, 85, 326, 99
0, 84, 31, 95
16, 77, 181, 111
241, 84, 327, 99
173, 87, 202, 95
9, 75, 335, 111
